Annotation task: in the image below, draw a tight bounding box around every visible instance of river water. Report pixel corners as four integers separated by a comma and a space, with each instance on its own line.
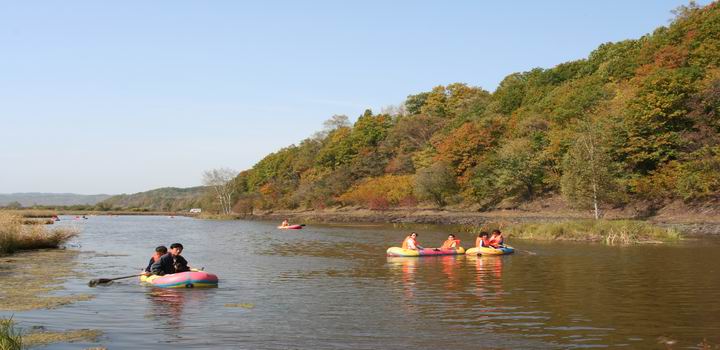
3, 215, 720, 349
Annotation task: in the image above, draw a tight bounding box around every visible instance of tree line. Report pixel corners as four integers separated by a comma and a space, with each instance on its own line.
220, 2, 720, 217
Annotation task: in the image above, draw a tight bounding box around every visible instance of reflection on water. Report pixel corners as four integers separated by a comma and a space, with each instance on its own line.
1, 216, 719, 349
468, 255, 504, 301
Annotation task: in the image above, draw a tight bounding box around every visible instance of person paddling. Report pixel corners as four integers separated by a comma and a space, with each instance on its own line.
280, 219, 290, 228
489, 229, 504, 248
151, 243, 190, 276
402, 232, 423, 250
439, 234, 461, 250
143, 245, 168, 276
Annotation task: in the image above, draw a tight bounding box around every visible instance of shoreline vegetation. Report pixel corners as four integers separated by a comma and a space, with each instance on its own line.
0, 213, 78, 255
0, 318, 101, 350
239, 208, 683, 244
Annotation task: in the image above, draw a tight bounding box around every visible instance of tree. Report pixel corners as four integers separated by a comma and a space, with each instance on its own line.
202, 168, 237, 215
561, 119, 619, 219
414, 162, 458, 206
5, 201, 22, 209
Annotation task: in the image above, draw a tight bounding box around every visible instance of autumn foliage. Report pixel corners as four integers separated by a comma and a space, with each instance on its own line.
226, 2, 720, 214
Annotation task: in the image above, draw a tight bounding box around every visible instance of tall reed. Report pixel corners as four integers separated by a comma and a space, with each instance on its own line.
0, 317, 23, 350
0, 213, 77, 255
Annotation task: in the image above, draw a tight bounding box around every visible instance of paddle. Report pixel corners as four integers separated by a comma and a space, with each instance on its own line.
88, 274, 143, 287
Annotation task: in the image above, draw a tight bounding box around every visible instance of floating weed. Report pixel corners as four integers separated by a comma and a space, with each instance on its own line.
23, 329, 101, 347
0, 250, 93, 311
224, 303, 255, 309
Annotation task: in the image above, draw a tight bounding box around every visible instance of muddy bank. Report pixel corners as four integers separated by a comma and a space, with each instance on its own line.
241, 206, 720, 236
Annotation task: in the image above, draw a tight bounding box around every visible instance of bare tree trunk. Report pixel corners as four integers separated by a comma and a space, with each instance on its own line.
592, 181, 600, 220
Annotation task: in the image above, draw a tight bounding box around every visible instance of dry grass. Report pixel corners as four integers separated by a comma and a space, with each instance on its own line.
0, 210, 57, 218
507, 219, 681, 244
0, 213, 77, 255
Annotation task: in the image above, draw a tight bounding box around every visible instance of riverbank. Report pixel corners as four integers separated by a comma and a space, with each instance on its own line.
239, 201, 719, 238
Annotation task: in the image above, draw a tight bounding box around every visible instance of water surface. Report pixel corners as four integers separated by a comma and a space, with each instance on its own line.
4, 216, 720, 349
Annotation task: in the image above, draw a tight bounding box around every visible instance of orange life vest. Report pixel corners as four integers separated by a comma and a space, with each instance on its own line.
489, 234, 504, 247
477, 237, 492, 247
402, 236, 418, 249
441, 239, 461, 249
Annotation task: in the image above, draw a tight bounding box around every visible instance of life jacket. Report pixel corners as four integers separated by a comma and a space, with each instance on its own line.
402, 236, 418, 250
477, 237, 492, 247
489, 234, 504, 247
441, 239, 461, 249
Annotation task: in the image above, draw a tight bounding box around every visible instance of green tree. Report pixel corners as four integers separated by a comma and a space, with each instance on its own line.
561, 119, 619, 219
414, 161, 458, 206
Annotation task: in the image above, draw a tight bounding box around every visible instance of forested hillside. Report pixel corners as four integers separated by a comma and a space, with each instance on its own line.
98, 187, 206, 211
230, 2, 720, 216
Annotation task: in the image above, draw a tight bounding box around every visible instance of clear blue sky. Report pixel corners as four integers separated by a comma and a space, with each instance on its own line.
0, 1, 706, 194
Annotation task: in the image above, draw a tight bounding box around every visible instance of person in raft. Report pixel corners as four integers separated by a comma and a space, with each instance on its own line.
402, 232, 423, 250
439, 234, 461, 250
280, 219, 290, 227
151, 243, 190, 276
489, 229, 505, 248
476, 231, 492, 247
143, 245, 168, 276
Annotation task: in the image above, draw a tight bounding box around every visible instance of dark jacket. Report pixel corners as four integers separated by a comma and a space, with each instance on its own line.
144, 257, 155, 273
150, 253, 189, 275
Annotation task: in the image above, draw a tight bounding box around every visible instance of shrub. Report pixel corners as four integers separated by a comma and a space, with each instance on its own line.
339, 175, 415, 209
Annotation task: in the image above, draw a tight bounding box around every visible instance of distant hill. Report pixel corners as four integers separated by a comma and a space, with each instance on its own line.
0, 193, 112, 207
98, 187, 207, 211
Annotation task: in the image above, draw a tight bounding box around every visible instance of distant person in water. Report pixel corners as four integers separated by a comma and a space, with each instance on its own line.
476, 232, 491, 247
280, 219, 290, 227
151, 243, 190, 275
439, 234, 461, 249
402, 232, 423, 250
143, 245, 168, 276
489, 230, 504, 248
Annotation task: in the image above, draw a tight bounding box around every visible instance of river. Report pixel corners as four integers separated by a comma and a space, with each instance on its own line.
3, 215, 720, 349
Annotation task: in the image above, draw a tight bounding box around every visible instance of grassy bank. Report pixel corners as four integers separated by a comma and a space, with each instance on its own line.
1, 317, 101, 350
0, 213, 77, 255
506, 219, 681, 244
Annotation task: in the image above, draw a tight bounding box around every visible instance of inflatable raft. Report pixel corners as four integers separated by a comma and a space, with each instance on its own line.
278, 225, 303, 229
140, 271, 219, 288
386, 247, 465, 257
465, 245, 515, 256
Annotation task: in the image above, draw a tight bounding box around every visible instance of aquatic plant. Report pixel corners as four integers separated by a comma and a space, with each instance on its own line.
0, 317, 23, 350
507, 219, 681, 244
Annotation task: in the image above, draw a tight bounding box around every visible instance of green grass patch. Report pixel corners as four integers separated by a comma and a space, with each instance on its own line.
0, 318, 23, 350
506, 219, 681, 244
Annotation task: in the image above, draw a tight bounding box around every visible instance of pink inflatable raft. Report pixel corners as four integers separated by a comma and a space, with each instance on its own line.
278, 224, 303, 229
140, 271, 219, 288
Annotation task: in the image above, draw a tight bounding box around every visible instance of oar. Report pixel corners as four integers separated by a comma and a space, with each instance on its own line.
88, 274, 143, 287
